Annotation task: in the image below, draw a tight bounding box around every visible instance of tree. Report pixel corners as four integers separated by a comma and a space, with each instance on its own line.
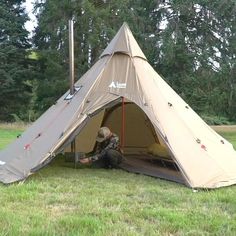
154, 0, 236, 121
33, 0, 236, 123
33, 0, 159, 115
0, 0, 32, 121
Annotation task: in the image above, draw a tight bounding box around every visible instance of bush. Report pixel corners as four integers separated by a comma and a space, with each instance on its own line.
201, 114, 232, 125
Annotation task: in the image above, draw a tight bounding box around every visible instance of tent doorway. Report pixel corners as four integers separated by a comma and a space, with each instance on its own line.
65, 100, 185, 184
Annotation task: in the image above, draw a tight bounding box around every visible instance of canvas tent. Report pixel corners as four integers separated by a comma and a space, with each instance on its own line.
1, 23, 236, 188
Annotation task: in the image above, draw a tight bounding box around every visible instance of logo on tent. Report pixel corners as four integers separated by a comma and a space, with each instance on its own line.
109, 81, 126, 89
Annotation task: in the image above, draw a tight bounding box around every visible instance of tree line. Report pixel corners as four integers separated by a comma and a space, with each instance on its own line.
1, 0, 236, 124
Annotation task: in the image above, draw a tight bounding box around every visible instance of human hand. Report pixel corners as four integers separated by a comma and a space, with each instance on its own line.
79, 158, 90, 164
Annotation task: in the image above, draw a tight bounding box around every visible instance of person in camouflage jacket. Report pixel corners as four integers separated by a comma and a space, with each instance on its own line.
80, 127, 123, 168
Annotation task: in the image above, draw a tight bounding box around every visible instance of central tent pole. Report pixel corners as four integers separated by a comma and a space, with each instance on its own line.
121, 97, 125, 151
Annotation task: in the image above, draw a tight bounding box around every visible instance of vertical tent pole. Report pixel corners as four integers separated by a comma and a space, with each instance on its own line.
121, 97, 125, 151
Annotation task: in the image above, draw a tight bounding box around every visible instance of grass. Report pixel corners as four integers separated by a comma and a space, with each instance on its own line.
0, 125, 25, 150
0, 126, 236, 235
219, 132, 236, 149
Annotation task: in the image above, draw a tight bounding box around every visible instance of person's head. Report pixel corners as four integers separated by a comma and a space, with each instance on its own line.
96, 127, 112, 143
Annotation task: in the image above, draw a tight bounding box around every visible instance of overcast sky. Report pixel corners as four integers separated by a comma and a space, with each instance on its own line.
23, 0, 37, 34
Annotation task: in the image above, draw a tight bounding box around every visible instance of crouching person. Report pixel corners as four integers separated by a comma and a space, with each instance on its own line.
80, 127, 123, 168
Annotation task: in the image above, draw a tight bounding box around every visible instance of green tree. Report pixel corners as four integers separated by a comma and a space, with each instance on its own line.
155, 0, 236, 121
33, 0, 160, 115
33, 0, 236, 122
0, 0, 32, 121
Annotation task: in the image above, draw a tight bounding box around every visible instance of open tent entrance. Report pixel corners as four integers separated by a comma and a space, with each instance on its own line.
64, 99, 185, 184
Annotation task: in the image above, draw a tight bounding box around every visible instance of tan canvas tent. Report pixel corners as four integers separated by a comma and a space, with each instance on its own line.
1, 23, 236, 188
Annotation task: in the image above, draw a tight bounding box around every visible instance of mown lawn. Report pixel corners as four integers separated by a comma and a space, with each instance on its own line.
0, 127, 24, 150
219, 132, 236, 149
0, 127, 236, 235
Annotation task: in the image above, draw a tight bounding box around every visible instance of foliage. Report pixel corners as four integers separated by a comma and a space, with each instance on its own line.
201, 115, 232, 125
0, 0, 235, 122
32, 0, 160, 115
155, 0, 236, 120
32, 0, 236, 121
0, 0, 35, 121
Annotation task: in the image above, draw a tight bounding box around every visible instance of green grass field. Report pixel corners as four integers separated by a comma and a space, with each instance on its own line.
219, 132, 236, 149
0, 126, 236, 235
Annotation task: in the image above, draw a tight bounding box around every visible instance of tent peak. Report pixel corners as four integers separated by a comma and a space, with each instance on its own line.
100, 22, 147, 60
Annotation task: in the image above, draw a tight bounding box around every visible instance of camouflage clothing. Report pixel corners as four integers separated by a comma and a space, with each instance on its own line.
89, 133, 120, 161
89, 133, 123, 168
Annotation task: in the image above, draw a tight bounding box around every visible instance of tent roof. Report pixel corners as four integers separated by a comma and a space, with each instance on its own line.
100, 22, 147, 60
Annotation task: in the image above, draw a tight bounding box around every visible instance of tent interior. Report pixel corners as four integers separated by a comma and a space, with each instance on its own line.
63, 99, 185, 184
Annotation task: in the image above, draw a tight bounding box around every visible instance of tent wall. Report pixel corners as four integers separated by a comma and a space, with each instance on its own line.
65, 111, 105, 153
103, 103, 156, 153
66, 102, 168, 155
1, 22, 236, 188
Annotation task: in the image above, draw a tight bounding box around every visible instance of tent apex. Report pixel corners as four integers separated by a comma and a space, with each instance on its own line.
100, 23, 147, 60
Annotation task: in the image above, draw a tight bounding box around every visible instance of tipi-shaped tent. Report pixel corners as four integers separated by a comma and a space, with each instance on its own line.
1, 23, 236, 188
